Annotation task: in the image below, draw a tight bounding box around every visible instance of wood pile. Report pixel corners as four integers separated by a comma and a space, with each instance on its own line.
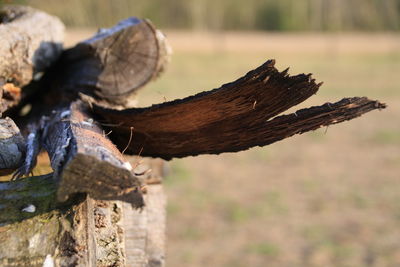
0, 5, 385, 267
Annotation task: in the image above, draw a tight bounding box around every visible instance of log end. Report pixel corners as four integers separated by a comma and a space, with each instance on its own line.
57, 153, 144, 208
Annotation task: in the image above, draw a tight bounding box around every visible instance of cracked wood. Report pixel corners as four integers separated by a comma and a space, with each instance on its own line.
95, 60, 386, 159
42, 101, 144, 207
48, 17, 170, 107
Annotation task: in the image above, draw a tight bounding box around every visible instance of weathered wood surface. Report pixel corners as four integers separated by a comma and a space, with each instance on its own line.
0, 185, 95, 266
0, 173, 92, 266
123, 158, 167, 267
36, 101, 143, 207
0, 5, 64, 113
0, 6, 386, 267
48, 17, 170, 107
0, 5, 64, 175
0, 159, 166, 267
95, 60, 386, 159
0, 117, 25, 175
0, 16, 169, 266
0, 173, 57, 224
9, 16, 171, 202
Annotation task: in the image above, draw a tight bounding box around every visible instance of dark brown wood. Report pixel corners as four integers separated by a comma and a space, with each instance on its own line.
0, 5, 64, 113
94, 60, 386, 159
50, 17, 170, 107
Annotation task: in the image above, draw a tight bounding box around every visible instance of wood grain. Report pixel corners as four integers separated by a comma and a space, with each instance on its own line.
49, 17, 170, 107
95, 60, 385, 159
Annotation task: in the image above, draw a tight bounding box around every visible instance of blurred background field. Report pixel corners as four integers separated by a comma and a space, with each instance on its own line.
141, 32, 400, 267
17, 0, 400, 31
3, 0, 400, 266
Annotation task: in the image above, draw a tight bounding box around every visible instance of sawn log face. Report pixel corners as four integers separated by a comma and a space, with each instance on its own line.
49, 17, 169, 107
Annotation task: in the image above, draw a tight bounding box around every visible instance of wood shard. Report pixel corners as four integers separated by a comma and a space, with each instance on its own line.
94, 60, 385, 160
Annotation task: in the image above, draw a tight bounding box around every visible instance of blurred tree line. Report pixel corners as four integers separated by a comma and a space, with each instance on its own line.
2, 0, 400, 31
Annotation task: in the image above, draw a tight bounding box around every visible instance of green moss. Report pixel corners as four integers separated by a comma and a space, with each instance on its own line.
247, 242, 280, 257
370, 130, 400, 145
165, 160, 192, 186
225, 203, 250, 223
261, 191, 289, 216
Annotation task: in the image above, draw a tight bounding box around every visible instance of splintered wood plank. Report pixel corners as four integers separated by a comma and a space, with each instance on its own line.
41, 101, 143, 207
95, 60, 386, 159
50, 17, 170, 107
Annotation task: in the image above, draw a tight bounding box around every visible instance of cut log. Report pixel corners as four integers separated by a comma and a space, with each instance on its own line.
37, 101, 144, 207
0, 117, 25, 175
94, 60, 386, 159
48, 17, 170, 107
0, 5, 64, 113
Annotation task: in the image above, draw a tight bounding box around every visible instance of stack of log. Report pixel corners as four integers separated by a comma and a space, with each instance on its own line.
0, 5, 385, 267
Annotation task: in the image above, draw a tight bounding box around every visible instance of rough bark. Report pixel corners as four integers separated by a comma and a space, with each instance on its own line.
0, 5, 64, 113
0, 117, 25, 175
48, 17, 170, 108
94, 60, 386, 159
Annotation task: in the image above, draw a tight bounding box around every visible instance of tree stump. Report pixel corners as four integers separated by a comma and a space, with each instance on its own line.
0, 5, 385, 267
